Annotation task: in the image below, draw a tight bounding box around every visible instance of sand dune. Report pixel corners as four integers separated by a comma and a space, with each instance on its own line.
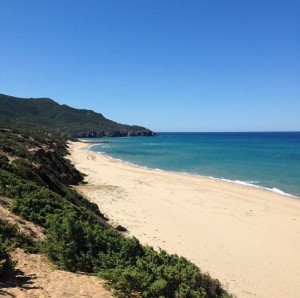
69, 141, 300, 298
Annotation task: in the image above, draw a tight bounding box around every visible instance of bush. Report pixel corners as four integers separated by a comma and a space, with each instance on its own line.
0, 219, 37, 253
43, 213, 228, 297
0, 153, 10, 170
12, 187, 65, 226
0, 242, 16, 278
100, 248, 225, 298
0, 169, 38, 199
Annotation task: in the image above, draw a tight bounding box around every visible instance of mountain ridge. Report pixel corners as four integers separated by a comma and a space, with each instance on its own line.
0, 93, 155, 138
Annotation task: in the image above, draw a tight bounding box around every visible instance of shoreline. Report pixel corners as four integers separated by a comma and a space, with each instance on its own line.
68, 141, 300, 298
88, 141, 299, 200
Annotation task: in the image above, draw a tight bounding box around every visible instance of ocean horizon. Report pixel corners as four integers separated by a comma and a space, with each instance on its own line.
87, 132, 300, 198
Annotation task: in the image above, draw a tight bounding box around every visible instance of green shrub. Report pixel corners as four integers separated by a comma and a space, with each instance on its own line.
0, 169, 38, 199
0, 242, 15, 278
12, 187, 65, 226
43, 212, 228, 297
0, 219, 37, 253
100, 248, 225, 298
0, 153, 10, 171
43, 212, 131, 272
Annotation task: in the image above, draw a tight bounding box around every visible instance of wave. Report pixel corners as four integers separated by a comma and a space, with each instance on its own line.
214, 178, 296, 198
142, 143, 159, 146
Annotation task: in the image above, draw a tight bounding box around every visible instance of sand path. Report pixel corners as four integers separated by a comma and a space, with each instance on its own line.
69, 141, 300, 298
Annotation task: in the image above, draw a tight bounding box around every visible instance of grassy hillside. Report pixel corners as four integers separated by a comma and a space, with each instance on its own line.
0, 127, 232, 297
0, 93, 155, 137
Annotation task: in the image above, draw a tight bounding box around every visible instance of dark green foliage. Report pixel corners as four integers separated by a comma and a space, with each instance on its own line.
0, 219, 37, 253
12, 187, 65, 226
0, 169, 39, 200
43, 212, 89, 271
0, 169, 104, 228
0, 93, 155, 137
43, 212, 143, 272
100, 248, 225, 298
43, 213, 228, 297
65, 189, 105, 218
0, 241, 15, 278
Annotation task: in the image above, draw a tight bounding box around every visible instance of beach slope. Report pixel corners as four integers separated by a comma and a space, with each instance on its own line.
69, 141, 300, 298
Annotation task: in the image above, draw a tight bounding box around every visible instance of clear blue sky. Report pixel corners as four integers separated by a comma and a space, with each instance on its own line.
1, 0, 299, 132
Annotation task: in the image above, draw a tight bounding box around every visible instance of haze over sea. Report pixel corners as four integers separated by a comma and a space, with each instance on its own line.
88, 132, 300, 198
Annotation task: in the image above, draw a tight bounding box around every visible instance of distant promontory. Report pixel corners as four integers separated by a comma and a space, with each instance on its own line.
0, 93, 155, 138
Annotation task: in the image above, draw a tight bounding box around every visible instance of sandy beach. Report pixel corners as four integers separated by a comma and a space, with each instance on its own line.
68, 141, 300, 298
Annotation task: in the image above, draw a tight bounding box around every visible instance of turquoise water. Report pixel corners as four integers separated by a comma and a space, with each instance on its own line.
87, 132, 300, 198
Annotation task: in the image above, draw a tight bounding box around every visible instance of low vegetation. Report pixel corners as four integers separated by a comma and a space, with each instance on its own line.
0, 126, 231, 297
0, 241, 15, 278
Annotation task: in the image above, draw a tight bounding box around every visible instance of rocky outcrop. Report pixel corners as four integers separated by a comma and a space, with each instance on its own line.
70, 129, 156, 138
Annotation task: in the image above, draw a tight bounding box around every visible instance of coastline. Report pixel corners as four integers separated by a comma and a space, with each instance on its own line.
89, 141, 298, 199
68, 141, 300, 298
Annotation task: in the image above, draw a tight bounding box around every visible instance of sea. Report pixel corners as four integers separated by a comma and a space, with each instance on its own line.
87, 132, 300, 198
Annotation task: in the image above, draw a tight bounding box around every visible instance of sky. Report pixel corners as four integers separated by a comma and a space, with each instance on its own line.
0, 0, 299, 132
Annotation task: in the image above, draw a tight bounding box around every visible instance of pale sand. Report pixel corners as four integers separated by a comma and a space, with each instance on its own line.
68, 141, 300, 298
0, 249, 112, 298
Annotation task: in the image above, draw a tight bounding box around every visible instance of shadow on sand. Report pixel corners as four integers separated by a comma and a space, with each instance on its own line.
0, 269, 42, 297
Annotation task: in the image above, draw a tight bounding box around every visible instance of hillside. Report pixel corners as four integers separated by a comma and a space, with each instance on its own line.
0, 93, 155, 137
0, 200, 112, 297
0, 127, 231, 297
